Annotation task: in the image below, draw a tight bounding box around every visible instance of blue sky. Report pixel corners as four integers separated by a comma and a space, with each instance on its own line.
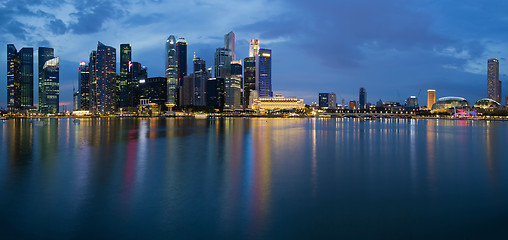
1, 0, 508, 108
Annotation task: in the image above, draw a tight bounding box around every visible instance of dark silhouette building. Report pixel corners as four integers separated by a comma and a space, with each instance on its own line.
243, 57, 255, 108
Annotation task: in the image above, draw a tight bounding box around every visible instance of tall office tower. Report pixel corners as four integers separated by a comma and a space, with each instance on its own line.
166, 35, 178, 105
7, 44, 21, 112
73, 89, 79, 110
78, 62, 90, 110
176, 38, 187, 83
214, 48, 233, 78
319, 93, 337, 109
405, 96, 418, 108
243, 57, 256, 108
427, 89, 436, 109
38, 47, 54, 111
249, 39, 260, 57
487, 59, 501, 103
193, 56, 208, 106
128, 62, 146, 106
119, 44, 131, 108
19, 48, 34, 110
255, 48, 272, 97
180, 74, 195, 106
88, 51, 97, 113
139, 77, 167, 105
224, 31, 235, 60
40, 57, 59, 113
206, 78, 225, 109
96, 42, 116, 114
359, 87, 367, 109
225, 61, 242, 109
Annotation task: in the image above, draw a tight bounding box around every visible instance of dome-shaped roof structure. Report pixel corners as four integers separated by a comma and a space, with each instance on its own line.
473, 98, 500, 109
431, 97, 470, 112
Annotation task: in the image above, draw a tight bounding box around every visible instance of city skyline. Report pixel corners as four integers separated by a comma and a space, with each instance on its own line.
1, 0, 508, 108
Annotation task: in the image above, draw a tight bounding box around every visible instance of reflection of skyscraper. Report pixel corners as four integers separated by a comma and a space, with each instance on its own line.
78, 62, 90, 110
96, 42, 117, 114
243, 57, 256, 108
249, 39, 260, 58
224, 31, 235, 60
40, 57, 60, 113
256, 49, 272, 97
166, 35, 177, 105
7, 44, 21, 112
427, 89, 436, 109
38, 47, 54, 111
487, 59, 501, 103
119, 44, 131, 108
359, 87, 367, 109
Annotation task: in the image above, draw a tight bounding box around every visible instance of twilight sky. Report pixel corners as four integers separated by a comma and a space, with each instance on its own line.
1, 0, 508, 108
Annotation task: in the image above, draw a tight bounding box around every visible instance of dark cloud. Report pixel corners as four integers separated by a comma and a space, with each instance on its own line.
68, 1, 124, 34
47, 19, 68, 35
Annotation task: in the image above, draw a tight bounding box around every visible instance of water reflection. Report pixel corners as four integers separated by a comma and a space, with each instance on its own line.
0, 118, 507, 238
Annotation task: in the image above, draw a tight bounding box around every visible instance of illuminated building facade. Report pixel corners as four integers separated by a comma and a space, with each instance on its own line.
166, 35, 178, 105
40, 57, 59, 113
78, 62, 90, 110
119, 43, 131, 108
431, 96, 470, 113
319, 93, 336, 109
176, 38, 187, 84
487, 59, 502, 103
349, 101, 357, 109
427, 89, 436, 110
7, 44, 21, 112
38, 47, 54, 112
96, 42, 116, 114
193, 56, 208, 106
88, 51, 97, 113
224, 31, 235, 60
359, 87, 366, 109
225, 61, 242, 109
249, 39, 260, 57
243, 57, 256, 108
256, 48, 272, 97
251, 94, 304, 111
405, 96, 418, 108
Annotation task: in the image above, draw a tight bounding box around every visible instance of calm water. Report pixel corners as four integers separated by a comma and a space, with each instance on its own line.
0, 118, 507, 239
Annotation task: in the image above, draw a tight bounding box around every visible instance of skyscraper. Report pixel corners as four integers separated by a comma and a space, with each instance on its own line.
78, 62, 90, 110
19, 48, 33, 110
40, 57, 59, 113
7, 44, 21, 112
38, 47, 54, 111
88, 51, 97, 113
139, 77, 167, 106
193, 56, 208, 106
319, 93, 337, 109
487, 59, 501, 103
119, 44, 131, 108
225, 61, 242, 109
206, 78, 225, 109
95, 42, 116, 114
214, 48, 233, 78
176, 38, 187, 83
166, 35, 177, 105
427, 89, 436, 109
128, 62, 146, 107
359, 87, 367, 109
249, 39, 260, 57
243, 57, 256, 108
224, 31, 235, 60
255, 48, 272, 97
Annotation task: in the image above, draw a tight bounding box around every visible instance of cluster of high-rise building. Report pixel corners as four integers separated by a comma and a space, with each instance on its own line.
6, 45, 59, 114
71, 31, 275, 115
